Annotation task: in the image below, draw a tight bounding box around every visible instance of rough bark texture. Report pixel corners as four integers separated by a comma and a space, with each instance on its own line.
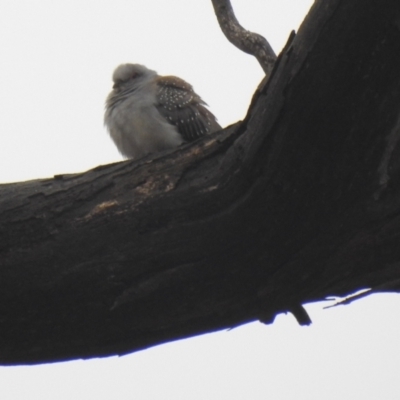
211, 0, 277, 75
1, 0, 400, 365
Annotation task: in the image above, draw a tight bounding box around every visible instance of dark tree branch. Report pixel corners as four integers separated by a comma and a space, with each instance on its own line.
211, 0, 276, 75
1, 0, 400, 365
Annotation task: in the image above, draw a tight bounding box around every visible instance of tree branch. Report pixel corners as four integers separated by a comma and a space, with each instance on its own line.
1, 0, 400, 365
211, 0, 276, 75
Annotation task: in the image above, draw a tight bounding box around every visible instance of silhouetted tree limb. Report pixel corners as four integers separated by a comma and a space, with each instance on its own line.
1, 0, 400, 365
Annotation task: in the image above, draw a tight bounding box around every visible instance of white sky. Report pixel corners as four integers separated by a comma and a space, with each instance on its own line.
0, 1, 400, 399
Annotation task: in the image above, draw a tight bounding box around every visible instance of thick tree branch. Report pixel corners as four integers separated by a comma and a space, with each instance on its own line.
1, 0, 400, 365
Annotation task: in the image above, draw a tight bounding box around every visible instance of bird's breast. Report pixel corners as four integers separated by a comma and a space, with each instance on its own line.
105, 94, 184, 159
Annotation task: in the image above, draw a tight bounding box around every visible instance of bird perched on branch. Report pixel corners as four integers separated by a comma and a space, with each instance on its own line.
104, 63, 221, 160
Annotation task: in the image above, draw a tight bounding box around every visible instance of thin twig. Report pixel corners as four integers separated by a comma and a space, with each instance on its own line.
211, 0, 277, 76
325, 279, 400, 309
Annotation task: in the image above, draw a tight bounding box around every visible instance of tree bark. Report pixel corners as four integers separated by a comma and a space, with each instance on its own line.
211, 0, 277, 75
1, 0, 400, 365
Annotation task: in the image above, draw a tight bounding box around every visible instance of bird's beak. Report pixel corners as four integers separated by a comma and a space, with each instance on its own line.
112, 83, 119, 89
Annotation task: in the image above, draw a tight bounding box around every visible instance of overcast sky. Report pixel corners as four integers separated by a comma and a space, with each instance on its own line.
1, 1, 400, 399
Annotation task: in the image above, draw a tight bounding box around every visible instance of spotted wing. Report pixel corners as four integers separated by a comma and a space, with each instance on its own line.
155, 76, 221, 142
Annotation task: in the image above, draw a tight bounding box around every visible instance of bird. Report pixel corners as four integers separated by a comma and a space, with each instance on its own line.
104, 63, 221, 160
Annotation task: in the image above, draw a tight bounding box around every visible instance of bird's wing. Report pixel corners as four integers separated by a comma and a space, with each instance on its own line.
155, 76, 221, 142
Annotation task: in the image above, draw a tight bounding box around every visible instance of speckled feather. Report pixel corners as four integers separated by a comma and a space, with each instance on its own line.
155, 76, 221, 142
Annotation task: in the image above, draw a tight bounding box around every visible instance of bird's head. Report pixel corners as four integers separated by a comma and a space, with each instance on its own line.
111, 64, 157, 91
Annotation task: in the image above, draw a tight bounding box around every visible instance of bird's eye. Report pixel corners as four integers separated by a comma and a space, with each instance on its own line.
131, 72, 139, 80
